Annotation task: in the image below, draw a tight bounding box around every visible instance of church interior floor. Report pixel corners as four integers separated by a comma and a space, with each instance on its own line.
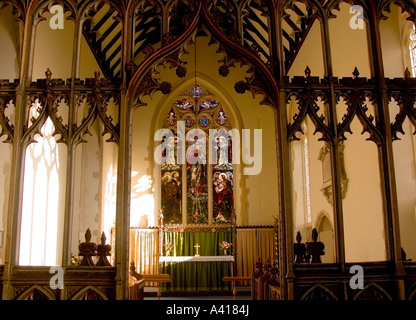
143, 286, 252, 300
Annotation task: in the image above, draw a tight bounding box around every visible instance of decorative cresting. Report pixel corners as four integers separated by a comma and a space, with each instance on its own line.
287, 66, 333, 143
337, 67, 382, 146
0, 0, 77, 24
389, 68, 416, 141
293, 228, 325, 264
378, 0, 416, 22
0, 83, 16, 144
128, 0, 277, 111
24, 68, 70, 146
287, 67, 385, 146
22, 69, 120, 147
74, 70, 120, 145
78, 228, 112, 266
132, 27, 276, 110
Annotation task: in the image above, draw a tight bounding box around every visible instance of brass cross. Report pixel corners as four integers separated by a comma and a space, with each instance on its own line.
194, 243, 200, 257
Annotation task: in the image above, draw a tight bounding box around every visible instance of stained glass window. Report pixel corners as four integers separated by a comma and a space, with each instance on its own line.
160, 85, 233, 224
161, 131, 182, 224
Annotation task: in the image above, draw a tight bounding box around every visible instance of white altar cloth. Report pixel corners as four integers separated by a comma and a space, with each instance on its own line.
159, 256, 234, 263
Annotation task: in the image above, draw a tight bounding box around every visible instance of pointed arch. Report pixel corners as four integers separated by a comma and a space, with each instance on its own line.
352, 282, 393, 300
408, 285, 416, 300
126, 0, 278, 112
315, 210, 334, 232
70, 285, 109, 300
16, 284, 57, 300
300, 283, 338, 300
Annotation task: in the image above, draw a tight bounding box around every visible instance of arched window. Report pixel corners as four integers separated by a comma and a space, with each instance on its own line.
410, 24, 416, 76
160, 84, 234, 225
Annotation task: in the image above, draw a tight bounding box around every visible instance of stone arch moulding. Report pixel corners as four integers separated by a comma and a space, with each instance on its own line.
16, 284, 57, 300
315, 210, 334, 232
125, 0, 278, 112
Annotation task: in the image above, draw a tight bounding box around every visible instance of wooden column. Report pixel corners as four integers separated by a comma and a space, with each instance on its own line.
320, 10, 346, 269
114, 4, 133, 300
1, 4, 36, 300
366, 1, 406, 299
61, 10, 82, 273
270, 1, 293, 300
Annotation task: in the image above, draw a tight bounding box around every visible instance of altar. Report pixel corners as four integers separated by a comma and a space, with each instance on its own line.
160, 256, 234, 291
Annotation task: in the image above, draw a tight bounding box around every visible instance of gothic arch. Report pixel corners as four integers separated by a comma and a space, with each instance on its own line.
126, 1, 278, 112
150, 74, 246, 157
16, 284, 56, 300
148, 74, 248, 225
408, 285, 416, 300
315, 211, 335, 263
315, 210, 334, 231
300, 283, 338, 300
352, 282, 393, 300
70, 285, 109, 300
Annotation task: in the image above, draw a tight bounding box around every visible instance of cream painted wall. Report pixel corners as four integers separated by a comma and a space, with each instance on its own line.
79, 35, 103, 79
392, 119, 416, 261
31, 11, 102, 80
0, 139, 12, 265
19, 117, 67, 266
290, 3, 372, 79
32, 12, 75, 80
290, 117, 336, 263
380, 5, 410, 78
0, 7, 16, 264
342, 118, 386, 262
289, 21, 325, 78
71, 120, 103, 257
0, 6, 20, 80
328, 3, 372, 78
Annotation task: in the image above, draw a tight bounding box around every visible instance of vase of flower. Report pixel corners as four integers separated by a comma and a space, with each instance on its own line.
219, 241, 232, 256
163, 242, 174, 256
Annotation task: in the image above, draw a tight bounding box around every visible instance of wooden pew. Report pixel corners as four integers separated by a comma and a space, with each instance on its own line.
142, 274, 172, 300
222, 276, 252, 300
130, 261, 171, 300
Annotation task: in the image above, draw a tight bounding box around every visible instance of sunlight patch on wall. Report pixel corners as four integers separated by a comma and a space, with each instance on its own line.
103, 165, 117, 240
130, 173, 154, 227
19, 117, 63, 266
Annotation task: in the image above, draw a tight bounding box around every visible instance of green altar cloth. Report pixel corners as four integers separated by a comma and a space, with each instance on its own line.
160, 256, 233, 291
161, 231, 234, 291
